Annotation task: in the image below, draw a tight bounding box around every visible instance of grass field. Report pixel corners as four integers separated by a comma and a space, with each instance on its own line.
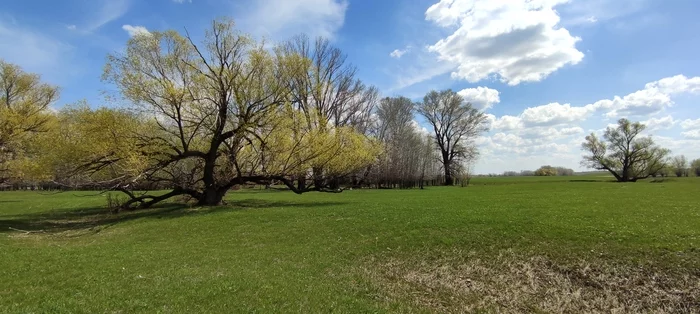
1, 176, 699, 313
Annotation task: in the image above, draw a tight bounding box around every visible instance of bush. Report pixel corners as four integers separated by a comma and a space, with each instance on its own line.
535, 165, 558, 176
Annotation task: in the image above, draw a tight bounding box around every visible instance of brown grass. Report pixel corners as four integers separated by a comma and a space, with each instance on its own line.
364, 251, 700, 313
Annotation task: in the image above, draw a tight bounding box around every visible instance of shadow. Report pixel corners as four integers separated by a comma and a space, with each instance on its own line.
568, 179, 607, 183
0, 199, 348, 235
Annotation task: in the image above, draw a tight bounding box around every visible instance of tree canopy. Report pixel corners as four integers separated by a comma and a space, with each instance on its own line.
0, 60, 58, 184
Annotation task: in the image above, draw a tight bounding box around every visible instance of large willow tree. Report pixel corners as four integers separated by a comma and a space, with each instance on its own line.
52, 19, 378, 208
581, 119, 670, 182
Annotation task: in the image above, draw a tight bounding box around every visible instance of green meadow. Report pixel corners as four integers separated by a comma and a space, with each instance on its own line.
1, 176, 699, 313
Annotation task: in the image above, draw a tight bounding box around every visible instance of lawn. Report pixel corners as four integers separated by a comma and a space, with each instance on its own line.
1, 176, 699, 313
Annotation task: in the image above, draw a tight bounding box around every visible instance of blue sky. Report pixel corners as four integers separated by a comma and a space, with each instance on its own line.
2, 0, 700, 173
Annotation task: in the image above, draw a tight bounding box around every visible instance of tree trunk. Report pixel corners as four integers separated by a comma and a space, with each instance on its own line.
297, 177, 306, 191
312, 166, 324, 191
197, 187, 224, 206
443, 160, 453, 186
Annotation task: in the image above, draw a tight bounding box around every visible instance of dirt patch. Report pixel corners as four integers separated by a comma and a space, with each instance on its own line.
364, 251, 700, 313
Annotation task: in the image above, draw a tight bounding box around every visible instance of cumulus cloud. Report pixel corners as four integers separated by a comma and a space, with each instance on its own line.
410, 120, 431, 136
457, 86, 500, 110
680, 118, 700, 130
595, 75, 700, 118
237, 0, 348, 39
641, 115, 676, 131
644, 75, 700, 95
521, 102, 594, 126
122, 25, 151, 37
425, 0, 584, 85
475, 74, 700, 173
680, 130, 700, 140
485, 74, 700, 135
596, 89, 672, 118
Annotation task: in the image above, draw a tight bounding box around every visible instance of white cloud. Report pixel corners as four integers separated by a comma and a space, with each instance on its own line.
457, 86, 500, 110
410, 120, 431, 136
485, 74, 700, 135
172, 0, 192, 3
599, 88, 673, 118
592, 75, 700, 119
66, 25, 77, 31
680, 118, 700, 130
122, 25, 151, 37
474, 74, 700, 173
237, 0, 348, 39
390, 47, 411, 59
521, 102, 594, 126
486, 114, 522, 131
681, 130, 700, 140
425, 0, 584, 85
644, 75, 700, 95
641, 115, 676, 131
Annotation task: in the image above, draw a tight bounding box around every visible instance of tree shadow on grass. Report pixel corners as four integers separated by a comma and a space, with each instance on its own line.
0, 199, 348, 235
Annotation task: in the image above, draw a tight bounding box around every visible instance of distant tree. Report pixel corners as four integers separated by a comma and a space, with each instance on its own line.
581, 118, 670, 182
370, 96, 430, 188
520, 170, 535, 176
0, 60, 59, 184
555, 166, 575, 176
657, 165, 672, 178
503, 171, 519, 176
417, 90, 488, 185
534, 165, 557, 176
692, 159, 700, 177
458, 163, 474, 187
671, 155, 689, 177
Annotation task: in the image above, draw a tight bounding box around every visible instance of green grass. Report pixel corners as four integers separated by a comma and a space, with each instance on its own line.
1, 176, 699, 313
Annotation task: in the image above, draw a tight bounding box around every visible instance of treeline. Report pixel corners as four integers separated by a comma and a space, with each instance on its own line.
656, 155, 700, 177
501, 165, 575, 177
0, 18, 487, 208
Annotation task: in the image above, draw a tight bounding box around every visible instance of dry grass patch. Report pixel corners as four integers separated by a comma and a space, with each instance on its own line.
365, 251, 700, 313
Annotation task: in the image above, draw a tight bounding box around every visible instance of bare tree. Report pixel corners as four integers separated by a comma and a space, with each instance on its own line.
581, 119, 670, 182
416, 90, 488, 186
671, 155, 689, 177
278, 35, 379, 190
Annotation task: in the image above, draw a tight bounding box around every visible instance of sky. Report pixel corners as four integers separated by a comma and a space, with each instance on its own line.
2, 0, 700, 174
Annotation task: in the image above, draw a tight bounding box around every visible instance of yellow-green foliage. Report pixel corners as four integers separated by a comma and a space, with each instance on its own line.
238, 105, 381, 177
534, 165, 558, 176
36, 103, 156, 184
0, 60, 58, 182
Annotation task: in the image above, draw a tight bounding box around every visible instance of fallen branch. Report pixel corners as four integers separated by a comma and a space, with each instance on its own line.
8, 227, 45, 234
